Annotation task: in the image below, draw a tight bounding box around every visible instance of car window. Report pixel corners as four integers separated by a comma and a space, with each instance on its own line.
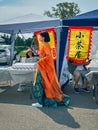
0, 49, 6, 53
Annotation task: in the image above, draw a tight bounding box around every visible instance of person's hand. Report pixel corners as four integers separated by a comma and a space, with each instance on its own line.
36, 50, 39, 54
84, 59, 91, 65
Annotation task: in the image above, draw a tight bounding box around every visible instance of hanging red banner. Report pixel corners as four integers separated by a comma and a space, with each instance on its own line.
34, 28, 56, 60
66, 26, 93, 63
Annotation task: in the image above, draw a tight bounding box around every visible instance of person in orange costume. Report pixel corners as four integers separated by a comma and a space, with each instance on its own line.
32, 31, 71, 108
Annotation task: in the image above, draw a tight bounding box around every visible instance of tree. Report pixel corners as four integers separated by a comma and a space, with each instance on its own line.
1, 34, 11, 45
25, 38, 33, 47
44, 2, 80, 19
15, 36, 25, 46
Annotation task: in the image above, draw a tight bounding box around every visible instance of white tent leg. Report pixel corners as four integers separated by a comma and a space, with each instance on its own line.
10, 32, 16, 65
55, 27, 61, 78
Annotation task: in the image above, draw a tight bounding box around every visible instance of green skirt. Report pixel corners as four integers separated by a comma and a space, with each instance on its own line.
32, 71, 71, 108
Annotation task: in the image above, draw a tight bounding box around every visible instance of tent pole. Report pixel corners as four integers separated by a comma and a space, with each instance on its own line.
55, 27, 61, 78
10, 32, 16, 65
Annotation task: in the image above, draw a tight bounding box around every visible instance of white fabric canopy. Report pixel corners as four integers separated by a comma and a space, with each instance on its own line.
9, 62, 36, 84
0, 13, 61, 34
0, 63, 36, 84
0, 67, 11, 82
0, 14, 61, 76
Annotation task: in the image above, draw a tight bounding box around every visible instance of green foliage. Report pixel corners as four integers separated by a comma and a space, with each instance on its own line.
15, 46, 28, 52
20, 50, 27, 57
15, 36, 25, 46
25, 38, 33, 47
44, 2, 80, 19
1, 34, 11, 45
1, 34, 34, 47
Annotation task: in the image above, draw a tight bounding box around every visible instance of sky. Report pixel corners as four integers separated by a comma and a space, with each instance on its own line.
0, 0, 98, 22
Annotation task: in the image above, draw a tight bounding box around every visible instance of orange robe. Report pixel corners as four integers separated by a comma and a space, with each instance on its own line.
37, 43, 64, 102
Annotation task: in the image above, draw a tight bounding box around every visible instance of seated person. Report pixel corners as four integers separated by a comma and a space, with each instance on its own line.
68, 59, 91, 93
17, 48, 38, 92
25, 48, 39, 63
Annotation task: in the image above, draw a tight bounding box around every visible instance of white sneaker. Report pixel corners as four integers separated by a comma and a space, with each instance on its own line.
17, 83, 25, 92
32, 103, 43, 108
17, 85, 24, 92
17, 87, 23, 92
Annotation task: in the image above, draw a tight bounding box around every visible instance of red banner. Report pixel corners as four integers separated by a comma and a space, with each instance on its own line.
66, 26, 93, 63
34, 28, 56, 60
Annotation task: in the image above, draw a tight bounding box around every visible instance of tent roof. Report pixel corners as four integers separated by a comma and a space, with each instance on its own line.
0, 13, 58, 24
0, 13, 60, 34
63, 9, 98, 26
69, 9, 98, 20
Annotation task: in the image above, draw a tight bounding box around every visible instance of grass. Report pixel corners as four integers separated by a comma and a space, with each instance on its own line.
20, 50, 27, 57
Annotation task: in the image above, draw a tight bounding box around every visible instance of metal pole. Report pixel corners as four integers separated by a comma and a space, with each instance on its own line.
10, 32, 16, 65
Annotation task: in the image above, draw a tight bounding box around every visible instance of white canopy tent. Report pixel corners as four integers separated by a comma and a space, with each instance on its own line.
0, 14, 61, 76
0, 13, 60, 34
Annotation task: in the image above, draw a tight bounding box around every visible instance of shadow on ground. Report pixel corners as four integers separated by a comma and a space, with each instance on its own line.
0, 83, 98, 108
0, 84, 35, 105
63, 84, 98, 109
0, 83, 98, 129
39, 106, 80, 129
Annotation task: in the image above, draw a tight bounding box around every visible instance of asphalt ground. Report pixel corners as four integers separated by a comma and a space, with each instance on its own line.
0, 82, 98, 130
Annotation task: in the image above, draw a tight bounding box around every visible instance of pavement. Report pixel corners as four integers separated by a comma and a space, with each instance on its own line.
0, 82, 98, 130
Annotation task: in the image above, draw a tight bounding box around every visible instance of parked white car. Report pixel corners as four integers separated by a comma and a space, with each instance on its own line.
0, 45, 21, 65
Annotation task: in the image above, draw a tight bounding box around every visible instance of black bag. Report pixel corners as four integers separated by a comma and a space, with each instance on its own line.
68, 60, 77, 75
